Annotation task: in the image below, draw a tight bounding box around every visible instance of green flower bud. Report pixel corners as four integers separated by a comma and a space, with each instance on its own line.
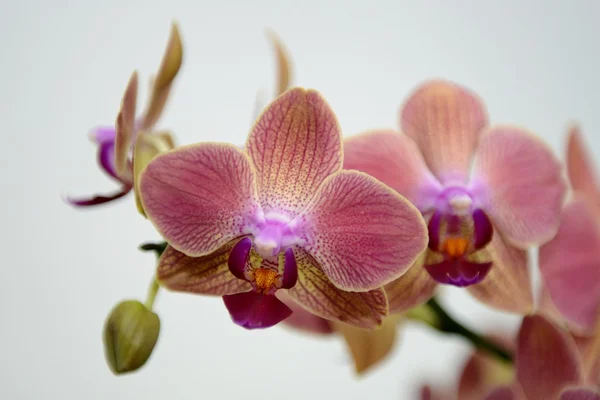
103, 300, 160, 375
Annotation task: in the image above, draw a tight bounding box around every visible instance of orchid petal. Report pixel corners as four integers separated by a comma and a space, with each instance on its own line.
277, 292, 334, 335
133, 131, 175, 215
400, 80, 488, 183
266, 30, 291, 96
245, 88, 342, 216
140, 23, 183, 131
458, 345, 515, 400
473, 209, 493, 249
281, 248, 298, 289
567, 126, 600, 212
299, 170, 427, 291
425, 258, 492, 287
343, 130, 442, 211
560, 388, 600, 400
227, 237, 252, 281
287, 248, 388, 329
223, 291, 292, 329
468, 234, 533, 314
140, 143, 259, 256
98, 140, 119, 181
157, 243, 251, 295
66, 186, 131, 207
470, 126, 566, 248
384, 254, 437, 314
332, 315, 399, 374
539, 199, 600, 332
484, 386, 521, 400
516, 315, 583, 400
114, 71, 138, 180
89, 126, 116, 144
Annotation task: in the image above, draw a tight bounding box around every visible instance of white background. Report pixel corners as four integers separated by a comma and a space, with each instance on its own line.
2, 1, 599, 399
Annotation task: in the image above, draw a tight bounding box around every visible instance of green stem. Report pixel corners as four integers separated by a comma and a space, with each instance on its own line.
409, 297, 513, 363
145, 277, 160, 310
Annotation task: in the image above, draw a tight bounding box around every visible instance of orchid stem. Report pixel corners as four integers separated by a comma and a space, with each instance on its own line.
145, 277, 160, 310
415, 297, 513, 363
140, 242, 167, 310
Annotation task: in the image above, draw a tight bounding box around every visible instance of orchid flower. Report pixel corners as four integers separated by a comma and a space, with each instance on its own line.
539, 126, 600, 333
484, 315, 599, 400
344, 80, 565, 314
68, 23, 182, 210
139, 87, 428, 330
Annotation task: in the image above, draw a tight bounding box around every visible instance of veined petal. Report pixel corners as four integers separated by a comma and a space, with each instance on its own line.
223, 291, 292, 329
114, 71, 138, 180
400, 80, 488, 183
343, 130, 442, 211
140, 143, 259, 256
332, 315, 399, 374
287, 248, 388, 329
266, 30, 291, 96
539, 199, 600, 332
459, 353, 514, 400
245, 88, 342, 216
384, 254, 437, 314
516, 315, 584, 400
299, 170, 427, 291
133, 131, 175, 216
468, 233, 533, 314
157, 242, 251, 295
470, 126, 566, 248
140, 23, 183, 131
560, 388, 600, 400
567, 126, 600, 213
277, 292, 334, 335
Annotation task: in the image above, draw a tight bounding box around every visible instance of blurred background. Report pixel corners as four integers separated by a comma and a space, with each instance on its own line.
2, 0, 599, 398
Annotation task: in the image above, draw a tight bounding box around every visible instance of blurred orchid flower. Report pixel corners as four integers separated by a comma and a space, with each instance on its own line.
139, 87, 428, 330
539, 126, 600, 333
68, 23, 182, 210
484, 315, 599, 400
344, 80, 565, 314
278, 291, 400, 374
421, 334, 514, 400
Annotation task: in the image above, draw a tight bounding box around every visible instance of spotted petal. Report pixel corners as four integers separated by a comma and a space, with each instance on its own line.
539, 199, 600, 332
245, 88, 342, 216
277, 292, 333, 335
400, 80, 488, 183
114, 71, 138, 180
157, 242, 251, 295
384, 254, 437, 314
516, 315, 583, 400
471, 126, 566, 248
140, 23, 183, 131
468, 233, 533, 314
299, 170, 427, 291
567, 126, 600, 213
343, 130, 442, 211
140, 143, 259, 256
287, 248, 388, 329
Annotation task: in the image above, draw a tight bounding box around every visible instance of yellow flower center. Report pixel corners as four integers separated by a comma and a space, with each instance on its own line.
254, 268, 280, 294
442, 237, 469, 258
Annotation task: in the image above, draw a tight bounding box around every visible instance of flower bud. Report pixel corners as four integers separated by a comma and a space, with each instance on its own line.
103, 300, 160, 374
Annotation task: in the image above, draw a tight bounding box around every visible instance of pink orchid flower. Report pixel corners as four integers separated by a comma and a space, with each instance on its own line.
139, 88, 427, 330
67, 24, 182, 208
344, 80, 565, 313
485, 315, 599, 400
539, 126, 600, 333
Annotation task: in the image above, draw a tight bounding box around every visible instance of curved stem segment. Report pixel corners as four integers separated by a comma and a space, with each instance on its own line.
145, 277, 160, 310
408, 297, 513, 363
